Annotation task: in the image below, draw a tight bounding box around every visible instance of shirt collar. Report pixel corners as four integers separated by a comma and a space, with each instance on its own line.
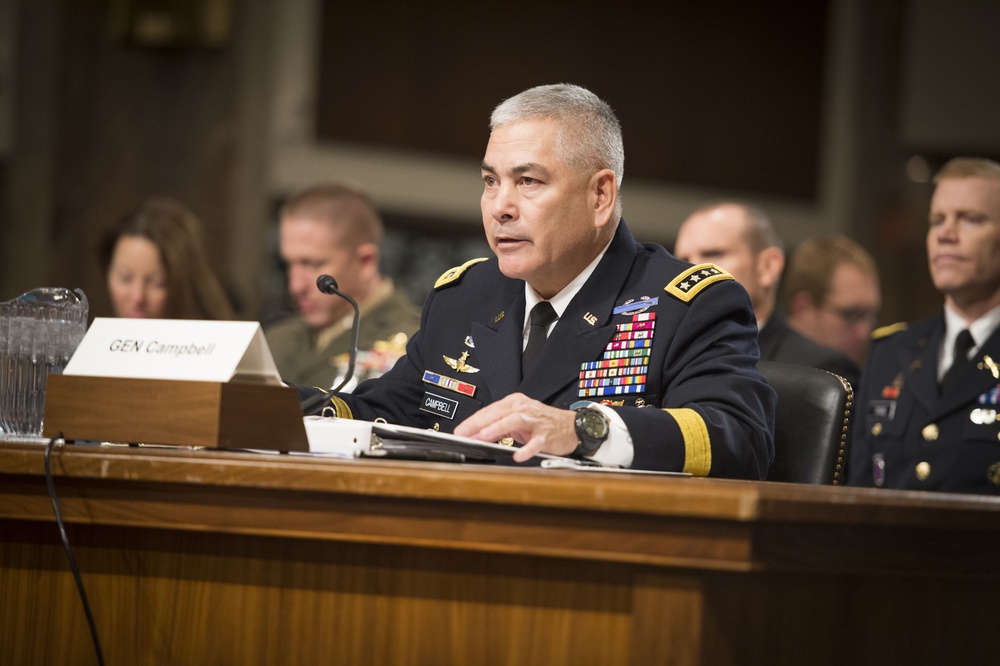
523, 238, 613, 336
940, 302, 1000, 377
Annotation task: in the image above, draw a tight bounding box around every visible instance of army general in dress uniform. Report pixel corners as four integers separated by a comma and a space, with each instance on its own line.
848, 157, 1000, 493
301, 83, 775, 478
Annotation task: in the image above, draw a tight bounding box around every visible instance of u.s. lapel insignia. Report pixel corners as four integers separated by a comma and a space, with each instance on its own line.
495, 311, 505, 323
443, 350, 480, 373
464, 335, 475, 348
583, 312, 598, 326
979, 355, 1000, 379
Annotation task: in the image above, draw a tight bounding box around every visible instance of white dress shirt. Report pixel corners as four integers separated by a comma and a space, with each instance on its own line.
520, 238, 634, 467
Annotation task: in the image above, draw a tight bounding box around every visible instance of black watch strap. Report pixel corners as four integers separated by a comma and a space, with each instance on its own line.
574, 406, 610, 457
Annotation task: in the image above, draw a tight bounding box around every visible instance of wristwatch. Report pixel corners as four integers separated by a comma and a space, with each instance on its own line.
573, 406, 610, 457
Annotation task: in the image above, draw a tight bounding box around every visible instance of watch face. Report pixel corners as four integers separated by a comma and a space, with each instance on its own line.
580, 409, 609, 439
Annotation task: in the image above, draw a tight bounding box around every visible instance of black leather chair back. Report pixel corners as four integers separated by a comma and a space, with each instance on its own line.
758, 361, 853, 485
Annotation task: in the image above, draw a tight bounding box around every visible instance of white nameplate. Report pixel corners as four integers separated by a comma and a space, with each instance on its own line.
64, 318, 282, 385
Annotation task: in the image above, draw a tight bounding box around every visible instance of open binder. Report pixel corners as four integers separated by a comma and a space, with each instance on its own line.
369, 422, 568, 464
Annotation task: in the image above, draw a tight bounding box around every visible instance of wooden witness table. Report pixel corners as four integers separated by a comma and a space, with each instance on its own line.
2, 441, 1000, 665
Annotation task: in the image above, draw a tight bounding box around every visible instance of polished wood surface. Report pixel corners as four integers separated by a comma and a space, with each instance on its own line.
2, 441, 1000, 665
43, 375, 309, 452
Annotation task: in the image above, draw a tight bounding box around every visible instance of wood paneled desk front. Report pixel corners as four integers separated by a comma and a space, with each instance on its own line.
2, 441, 999, 665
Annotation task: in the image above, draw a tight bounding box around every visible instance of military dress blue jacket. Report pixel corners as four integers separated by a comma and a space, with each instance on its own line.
848, 314, 1000, 493
306, 221, 775, 479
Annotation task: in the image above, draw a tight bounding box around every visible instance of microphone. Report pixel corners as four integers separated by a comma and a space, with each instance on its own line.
315, 274, 340, 296
299, 275, 361, 414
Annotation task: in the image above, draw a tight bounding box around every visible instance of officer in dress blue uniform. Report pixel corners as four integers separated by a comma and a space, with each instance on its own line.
848, 157, 1000, 493
300, 83, 775, 478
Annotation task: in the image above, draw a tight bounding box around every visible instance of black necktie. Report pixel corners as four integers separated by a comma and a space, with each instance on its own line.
940, 329, 975, 396
522, 301, 558, 377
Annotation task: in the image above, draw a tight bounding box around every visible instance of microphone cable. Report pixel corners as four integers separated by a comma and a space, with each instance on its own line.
44, 435, 106, 666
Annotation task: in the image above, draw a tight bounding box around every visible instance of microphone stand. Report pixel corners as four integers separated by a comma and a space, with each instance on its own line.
331, 292, 361, 394
299, 275, 361, 415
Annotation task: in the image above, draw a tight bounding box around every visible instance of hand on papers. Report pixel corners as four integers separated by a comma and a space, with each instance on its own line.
453, 393, 577, 462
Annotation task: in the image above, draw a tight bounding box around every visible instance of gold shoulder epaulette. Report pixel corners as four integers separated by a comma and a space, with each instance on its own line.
434, 258, 489, 289
664, 263, 734, 303
871, 322, 907, 340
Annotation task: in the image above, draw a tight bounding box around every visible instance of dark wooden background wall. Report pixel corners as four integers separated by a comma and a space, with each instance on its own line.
2, 0, 999, 326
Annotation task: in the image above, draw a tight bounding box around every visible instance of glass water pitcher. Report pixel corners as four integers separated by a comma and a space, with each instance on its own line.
0, 288, 89, 438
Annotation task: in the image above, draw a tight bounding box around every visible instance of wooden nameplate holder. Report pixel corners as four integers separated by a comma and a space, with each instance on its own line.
42, 374, 309, 452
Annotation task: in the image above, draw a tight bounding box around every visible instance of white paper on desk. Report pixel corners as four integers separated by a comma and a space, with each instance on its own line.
64, 317, 282, 385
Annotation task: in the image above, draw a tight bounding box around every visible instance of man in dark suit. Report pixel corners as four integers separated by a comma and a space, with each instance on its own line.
302, 83, 775, 478
782, 235, 881, 367
675, 201, 859, 388
848, 157, 1000, 493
